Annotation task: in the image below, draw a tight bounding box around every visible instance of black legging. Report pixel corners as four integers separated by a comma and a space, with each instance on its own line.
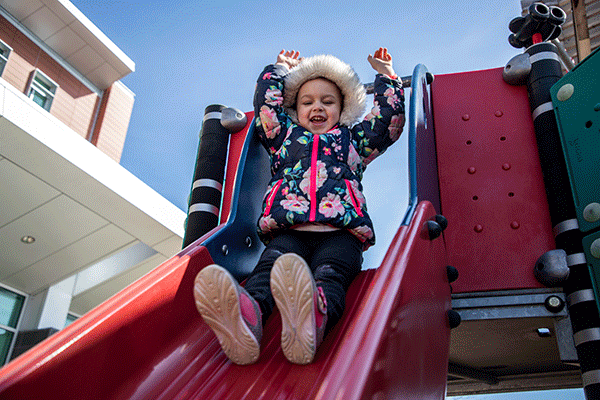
244, 229, 363, 333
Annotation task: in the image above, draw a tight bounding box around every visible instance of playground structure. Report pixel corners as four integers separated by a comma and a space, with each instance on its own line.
0, 3, 599, 398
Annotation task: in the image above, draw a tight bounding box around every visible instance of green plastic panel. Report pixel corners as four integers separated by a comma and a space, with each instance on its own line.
551, 47, 600, 233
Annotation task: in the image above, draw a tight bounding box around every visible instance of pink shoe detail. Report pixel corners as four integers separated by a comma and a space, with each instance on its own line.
315, 286, 327, 329
240, 292, 260, 326
193, 264, 262, 365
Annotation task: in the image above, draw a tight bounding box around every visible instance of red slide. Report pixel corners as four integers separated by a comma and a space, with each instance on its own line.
0, 199, 450, 400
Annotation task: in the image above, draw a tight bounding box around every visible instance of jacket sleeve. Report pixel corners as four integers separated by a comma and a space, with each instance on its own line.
350, 74, 405, 169
253, 64, 291, 154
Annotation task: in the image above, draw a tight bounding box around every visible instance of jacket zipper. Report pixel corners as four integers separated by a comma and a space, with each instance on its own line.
263, 179, 283, 217
345, 179, 364, 217
309, 135, 319, 221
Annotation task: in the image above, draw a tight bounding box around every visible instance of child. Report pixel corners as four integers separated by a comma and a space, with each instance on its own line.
194, 48, 405, 365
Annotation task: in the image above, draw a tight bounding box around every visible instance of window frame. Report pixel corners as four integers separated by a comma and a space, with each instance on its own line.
65, 312, 80, 328
27, 69, 59, 112
0, 39, 11, 76
0, 283, 27, 365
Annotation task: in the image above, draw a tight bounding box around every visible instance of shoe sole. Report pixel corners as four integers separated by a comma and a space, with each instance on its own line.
270, 253, 317, 365
193, 265, 260, 365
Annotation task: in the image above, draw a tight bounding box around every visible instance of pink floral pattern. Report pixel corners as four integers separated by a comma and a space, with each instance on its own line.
347, 145, 361, 173
318, 193, 345, 218
363, 149, 380, 166
364, 103, 381, 122
384, 87, 402, 110
299, 161, 328, 194
259, 105, 280, 139
350, 225, 374, 242
259, 214, 278, 233
388, 114, 405, 141
265, 87, 283, 106
280, 193, 309, 214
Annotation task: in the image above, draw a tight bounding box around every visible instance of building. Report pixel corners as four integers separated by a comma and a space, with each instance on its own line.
0, 0, 186, 365
521, 0, 600, 63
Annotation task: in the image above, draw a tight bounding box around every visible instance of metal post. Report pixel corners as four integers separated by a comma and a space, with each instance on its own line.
182, 105, 230, 248
505, 4, 600, 397
525, 37, 600, 400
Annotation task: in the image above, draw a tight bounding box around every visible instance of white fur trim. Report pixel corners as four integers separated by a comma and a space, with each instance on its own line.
283, 55, 366, 127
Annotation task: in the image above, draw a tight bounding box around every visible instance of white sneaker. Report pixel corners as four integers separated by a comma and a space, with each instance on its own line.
194, 264, 263, 365
270, 253, 328, 365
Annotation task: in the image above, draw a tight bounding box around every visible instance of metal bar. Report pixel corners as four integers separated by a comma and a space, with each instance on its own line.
401, 64, 430, 225
551, 38, 576, 70
364, 75, 411, 94
452, 291, 567, 321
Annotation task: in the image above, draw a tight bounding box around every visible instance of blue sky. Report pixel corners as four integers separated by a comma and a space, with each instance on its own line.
70, 1, 584, 398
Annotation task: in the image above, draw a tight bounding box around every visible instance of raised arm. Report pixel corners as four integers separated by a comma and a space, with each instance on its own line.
253, 50, 302, 152
350, 48, 405, 177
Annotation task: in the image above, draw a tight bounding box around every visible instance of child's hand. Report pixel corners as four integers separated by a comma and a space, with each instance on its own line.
368, 47, 397, 78
276, 50, 303, 69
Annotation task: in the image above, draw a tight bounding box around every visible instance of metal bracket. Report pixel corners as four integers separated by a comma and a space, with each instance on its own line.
452, 289, 568, 321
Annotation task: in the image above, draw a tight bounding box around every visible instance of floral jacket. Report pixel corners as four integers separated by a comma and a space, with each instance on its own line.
254, 64, 405, 249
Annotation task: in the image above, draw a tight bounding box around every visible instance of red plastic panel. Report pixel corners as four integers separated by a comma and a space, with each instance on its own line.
432, 68, 554, 293
220, 111, 254, 224
319, 201, 451, 400
0, 202, 450, 400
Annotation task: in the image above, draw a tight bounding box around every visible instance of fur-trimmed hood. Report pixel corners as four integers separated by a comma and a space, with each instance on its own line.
283, 55, 367, 127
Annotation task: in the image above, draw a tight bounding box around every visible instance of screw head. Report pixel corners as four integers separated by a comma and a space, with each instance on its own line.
556, 83, 574, 101
583, 203, 600, 223
544, 295, 565, 312
590, 239, 600, 259
448, 310, 461, 329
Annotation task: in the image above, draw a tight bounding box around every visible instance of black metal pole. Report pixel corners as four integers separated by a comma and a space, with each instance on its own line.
182, 104, 231, 248
526, 41, 600, 399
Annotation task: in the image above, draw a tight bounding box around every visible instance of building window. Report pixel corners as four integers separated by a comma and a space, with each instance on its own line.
0, 39, 11, 76
65, 313, 79, 328
28, 70, 58, 111
0, 286, 26, 365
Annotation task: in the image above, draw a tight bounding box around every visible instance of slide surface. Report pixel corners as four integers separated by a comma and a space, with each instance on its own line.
0, 201, 450, 400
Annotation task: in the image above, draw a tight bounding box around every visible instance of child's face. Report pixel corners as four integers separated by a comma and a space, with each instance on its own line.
296, 78, 342, 135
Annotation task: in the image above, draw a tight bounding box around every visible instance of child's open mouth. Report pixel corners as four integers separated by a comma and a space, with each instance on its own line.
310, 116, 326, 123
